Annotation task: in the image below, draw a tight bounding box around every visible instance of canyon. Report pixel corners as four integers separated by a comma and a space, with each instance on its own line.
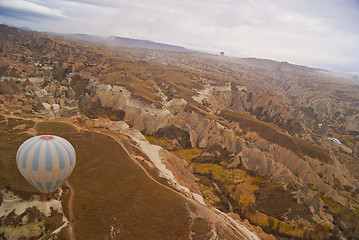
0, 24, 358, 239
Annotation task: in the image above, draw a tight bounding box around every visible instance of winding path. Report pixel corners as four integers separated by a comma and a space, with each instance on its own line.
3, 113, 255, 240
101, 131, 250, 240
65, 180, 76, 240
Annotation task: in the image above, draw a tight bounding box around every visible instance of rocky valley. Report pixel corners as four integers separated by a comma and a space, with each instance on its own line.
0, 24, 358, 239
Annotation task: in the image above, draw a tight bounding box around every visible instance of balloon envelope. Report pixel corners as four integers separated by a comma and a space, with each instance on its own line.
328, 137, 341, 145
16, 135, 76, 194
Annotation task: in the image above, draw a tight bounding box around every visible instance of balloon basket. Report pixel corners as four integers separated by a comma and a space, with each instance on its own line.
44, 193, 51, 201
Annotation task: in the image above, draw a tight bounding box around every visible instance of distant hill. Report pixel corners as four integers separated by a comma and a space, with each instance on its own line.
65, 33, 189, 52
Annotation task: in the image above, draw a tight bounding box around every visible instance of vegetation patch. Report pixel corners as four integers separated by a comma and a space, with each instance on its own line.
192, 163, 250, 184
237, 207, 314, 239
171, 148, 203, 163
144, 135, 170, 148
192, 162, 258, 211
197, 183, 219, 205
186, 149, 317, 239
321, 195, 359, 239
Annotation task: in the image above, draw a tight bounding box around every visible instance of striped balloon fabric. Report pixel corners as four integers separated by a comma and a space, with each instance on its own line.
328, 137, 341, 145
16, 135, 76, 194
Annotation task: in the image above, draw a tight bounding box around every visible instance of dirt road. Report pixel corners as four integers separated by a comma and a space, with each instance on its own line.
65, 180, 76, 240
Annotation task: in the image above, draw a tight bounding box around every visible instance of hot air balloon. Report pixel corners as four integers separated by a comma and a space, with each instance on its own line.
16, 135, 76, 199
328, 137, 341, 145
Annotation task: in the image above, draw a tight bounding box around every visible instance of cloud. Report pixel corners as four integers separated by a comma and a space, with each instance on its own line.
57, 0, 122, 8
0, 0, 70, 21
0, 0, 358, 73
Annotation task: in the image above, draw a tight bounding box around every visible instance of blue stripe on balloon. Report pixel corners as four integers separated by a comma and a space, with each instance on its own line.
21, 139, 41, 169
53, 141, 65, 170
36, 181, 45, 193
32, 141, 43, 171
28, 179, 36, 188
45, 141, 53, 172
51, 179, 62, 192
16, 137, 38, 165
57, 140, 75, 166
46, 182, 52, 193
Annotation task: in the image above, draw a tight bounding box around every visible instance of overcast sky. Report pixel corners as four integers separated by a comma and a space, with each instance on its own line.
1, 0, 359, 73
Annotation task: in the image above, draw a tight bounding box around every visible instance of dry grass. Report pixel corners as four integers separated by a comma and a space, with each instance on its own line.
82, 47, 207, 107
0, 118, 197, 239
0, 116, 38, 200
42, 123, 192, 240
35, 121, 77, 135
